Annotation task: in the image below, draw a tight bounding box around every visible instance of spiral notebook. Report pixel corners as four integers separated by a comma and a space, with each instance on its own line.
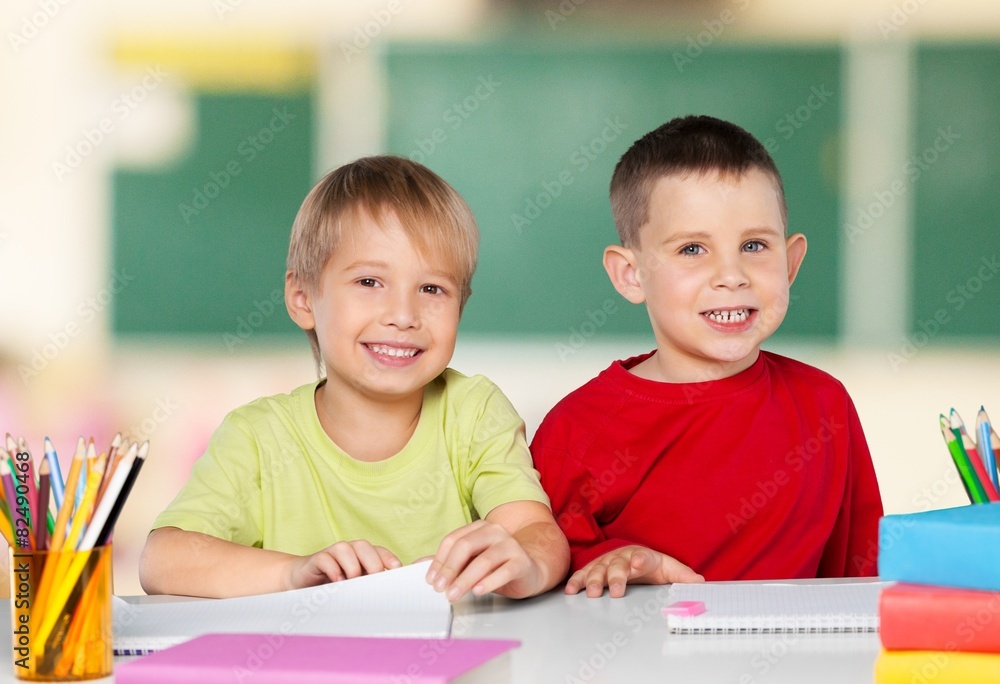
663, 580, 888, 634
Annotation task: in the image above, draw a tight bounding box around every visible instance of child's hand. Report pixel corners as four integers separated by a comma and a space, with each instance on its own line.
565, 545, 704, 598
425, 520, 542, 601
287, 539, 401, 590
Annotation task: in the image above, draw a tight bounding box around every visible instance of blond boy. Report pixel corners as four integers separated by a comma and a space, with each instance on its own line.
141, 156, 569, 599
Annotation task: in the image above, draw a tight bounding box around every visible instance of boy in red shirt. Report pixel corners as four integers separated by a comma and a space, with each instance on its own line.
531, 115, 884, 598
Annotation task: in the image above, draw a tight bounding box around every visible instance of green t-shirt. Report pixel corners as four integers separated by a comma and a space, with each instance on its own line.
152, 369, 549, 563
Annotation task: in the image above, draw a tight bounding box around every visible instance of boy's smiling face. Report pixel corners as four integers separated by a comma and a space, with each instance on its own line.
289, 209, 461, 405
605, 168, 807, 384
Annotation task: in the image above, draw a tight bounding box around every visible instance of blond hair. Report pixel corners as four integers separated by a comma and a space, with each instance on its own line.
286, 155, 479, 364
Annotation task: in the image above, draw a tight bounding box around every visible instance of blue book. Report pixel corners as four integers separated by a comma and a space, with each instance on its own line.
878, 503, 1000, 591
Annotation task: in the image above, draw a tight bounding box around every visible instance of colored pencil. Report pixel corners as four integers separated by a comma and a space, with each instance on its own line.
37, 466, 104, 643
33, 463, 105, 648
950, 410, 1000, 502
0, 456, 18, 547
76, 440, 96, 510
80, 443, 137, 550
53, 548, 110, 677
980, 408, 1000, 478
44, 437, 66, 513
97, 441, 147, 545
941, 414, 988, 504
952, 408, 981, 461
94, 433, 122, 505
0, 448, 11, 510
13, 431, 149, 668
36, 459, 51, 551
977, 407, 999, 491
28, 440, 85, 638
1, 460, 33, 549
6, 432, 34, 519
15, 436, 39, 539
0, 501, 14, 547
7, 437, 35, 540
49, 440, 85, 552
64, 462, 104, 552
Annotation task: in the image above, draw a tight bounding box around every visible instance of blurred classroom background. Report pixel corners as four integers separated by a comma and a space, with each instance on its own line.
1, 0, 999, 594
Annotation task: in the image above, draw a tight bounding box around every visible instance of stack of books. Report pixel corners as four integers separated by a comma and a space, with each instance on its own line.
875, 503, 1000, 682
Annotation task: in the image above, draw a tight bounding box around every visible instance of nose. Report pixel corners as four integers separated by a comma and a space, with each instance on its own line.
381, 289, 420, 329
710, 252, 750, 290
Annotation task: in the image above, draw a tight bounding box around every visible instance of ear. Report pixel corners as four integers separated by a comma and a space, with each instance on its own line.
285, 270, 316, 331
603, 245, 646, 304
784, 232, 808, 286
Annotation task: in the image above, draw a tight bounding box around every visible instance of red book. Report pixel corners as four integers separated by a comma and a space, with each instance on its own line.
880, 582, 1000, 653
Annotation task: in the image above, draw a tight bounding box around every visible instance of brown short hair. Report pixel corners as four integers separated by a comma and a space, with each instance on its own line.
286, 155, 479, 363
609, 115, 787, 247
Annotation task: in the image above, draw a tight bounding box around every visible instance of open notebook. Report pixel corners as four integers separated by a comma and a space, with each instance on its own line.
113, 561, 452, 655
663, 580, 888, 634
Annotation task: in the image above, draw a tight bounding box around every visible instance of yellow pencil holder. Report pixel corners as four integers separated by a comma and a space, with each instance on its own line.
9, 544, 113, 681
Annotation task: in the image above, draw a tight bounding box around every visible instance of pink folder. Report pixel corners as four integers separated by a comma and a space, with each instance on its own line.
115, 633, 520, 683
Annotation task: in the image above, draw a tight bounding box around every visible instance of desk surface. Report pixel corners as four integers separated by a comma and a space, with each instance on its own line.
2, 582, 880, 683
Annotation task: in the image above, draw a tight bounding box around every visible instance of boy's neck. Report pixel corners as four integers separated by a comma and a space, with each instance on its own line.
313, 381, 423, 463
629, 348, 761, 384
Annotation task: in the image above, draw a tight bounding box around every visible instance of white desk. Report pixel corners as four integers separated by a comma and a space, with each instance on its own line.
1, 583, 880, 683
451, 583, 880, 682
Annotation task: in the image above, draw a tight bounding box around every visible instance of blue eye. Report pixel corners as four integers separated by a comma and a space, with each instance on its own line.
743, 240, 766, 253
680, 244, 705, 256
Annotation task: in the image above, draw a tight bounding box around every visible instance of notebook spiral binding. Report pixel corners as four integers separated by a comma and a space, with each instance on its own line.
666, 612, 879, 634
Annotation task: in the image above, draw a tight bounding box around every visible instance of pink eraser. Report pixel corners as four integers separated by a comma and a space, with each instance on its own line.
662, 600, 706, 617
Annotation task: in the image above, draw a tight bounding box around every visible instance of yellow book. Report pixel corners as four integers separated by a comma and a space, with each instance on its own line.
875, 649, 1000, 683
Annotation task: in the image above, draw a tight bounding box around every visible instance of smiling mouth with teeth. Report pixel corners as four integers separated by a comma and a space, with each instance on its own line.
366, 344, 420, 358
705, 309, 750, 324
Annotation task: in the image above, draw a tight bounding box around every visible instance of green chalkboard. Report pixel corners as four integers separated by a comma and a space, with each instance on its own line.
911, 44, 1000, 338
385, 42, 843, 338
112, 92, 313, 345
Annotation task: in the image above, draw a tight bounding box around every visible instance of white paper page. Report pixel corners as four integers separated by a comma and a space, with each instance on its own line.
113, 561, 452, 653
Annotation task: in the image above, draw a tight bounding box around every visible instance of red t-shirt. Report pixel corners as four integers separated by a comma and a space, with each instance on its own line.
530, 350, 884, 580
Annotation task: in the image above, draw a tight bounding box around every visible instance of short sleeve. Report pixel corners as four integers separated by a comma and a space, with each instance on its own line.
151, 412, 265, 547
463, 382, 550, 518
